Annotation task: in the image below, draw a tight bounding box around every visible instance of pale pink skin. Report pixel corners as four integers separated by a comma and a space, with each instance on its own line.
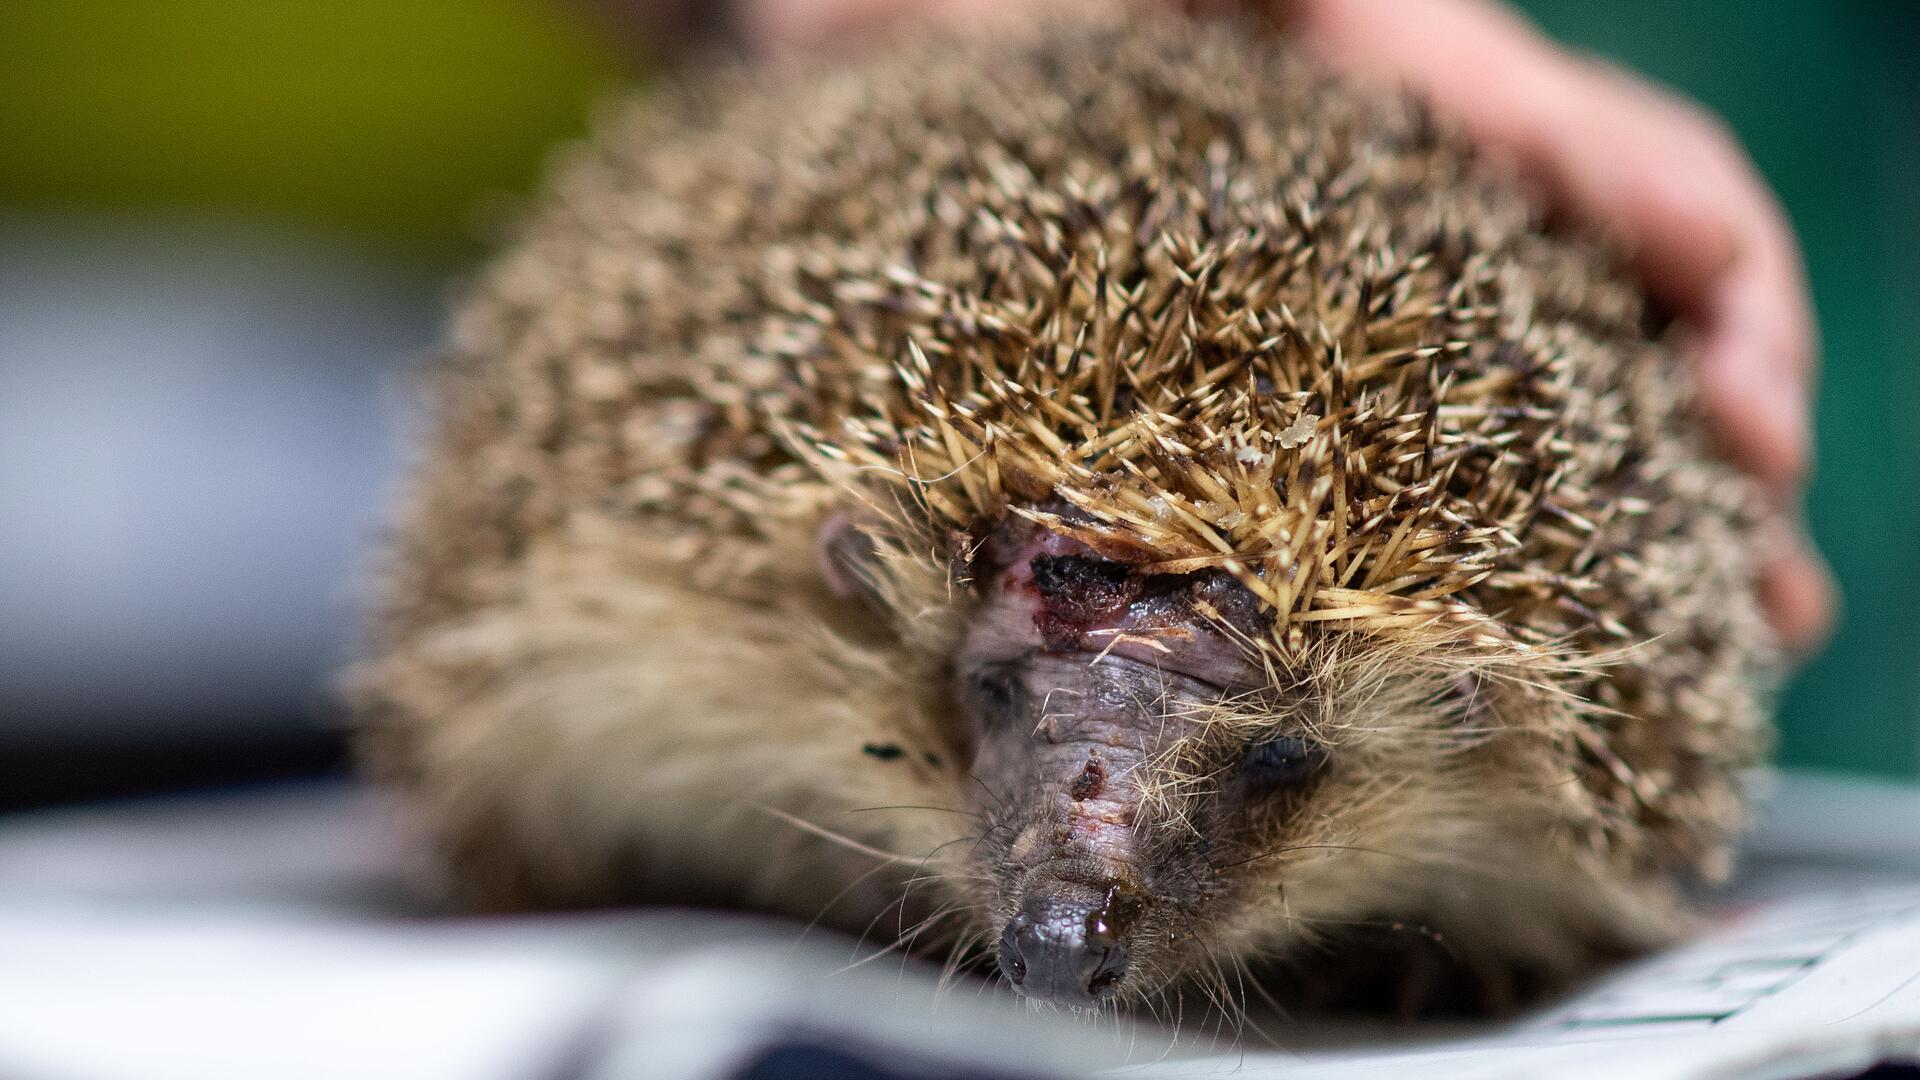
729, 0, 1835, 656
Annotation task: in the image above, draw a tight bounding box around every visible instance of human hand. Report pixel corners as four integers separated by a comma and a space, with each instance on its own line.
1280, 0, 1833, 654
723, 0, 1836, 654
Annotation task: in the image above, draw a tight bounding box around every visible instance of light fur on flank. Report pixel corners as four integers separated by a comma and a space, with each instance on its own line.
350, 9, 1778, 1017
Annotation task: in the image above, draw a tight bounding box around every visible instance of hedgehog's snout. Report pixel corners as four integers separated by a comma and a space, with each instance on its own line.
998, 876, 1141, 1007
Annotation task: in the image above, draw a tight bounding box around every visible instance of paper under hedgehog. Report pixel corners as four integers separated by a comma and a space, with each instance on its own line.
354, 10, 1780, 1013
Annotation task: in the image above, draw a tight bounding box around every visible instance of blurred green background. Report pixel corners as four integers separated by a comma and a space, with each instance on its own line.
2, 1, 1914, 777
1516, 1, 1920, 777
0, 1, 631, 263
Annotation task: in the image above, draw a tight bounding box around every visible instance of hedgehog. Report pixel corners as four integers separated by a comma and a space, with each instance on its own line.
352, 9, 1779, 1015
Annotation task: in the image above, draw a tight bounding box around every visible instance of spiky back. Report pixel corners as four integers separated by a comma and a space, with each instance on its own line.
384, 13, 1774, 884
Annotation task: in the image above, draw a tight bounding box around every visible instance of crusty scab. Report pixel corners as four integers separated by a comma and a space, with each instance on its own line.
1069, 752, 1107, 801
967, 511, 1274, 688
358, 7, 1778, 1019
1031, 555, 1137, 649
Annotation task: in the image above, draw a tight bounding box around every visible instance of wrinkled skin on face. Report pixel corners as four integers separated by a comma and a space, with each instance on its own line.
956, 513, 1340, 1008
819, 505, 1647, 1014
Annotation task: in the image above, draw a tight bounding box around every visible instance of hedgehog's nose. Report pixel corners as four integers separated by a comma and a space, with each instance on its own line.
997, 889, 1132, 1007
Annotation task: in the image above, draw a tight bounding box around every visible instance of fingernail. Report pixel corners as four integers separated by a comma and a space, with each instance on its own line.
1652, 164, 1738, 274
1702, 322, 1810, 491
1759, 518, 1837, 657
1763, 374, 1812, 485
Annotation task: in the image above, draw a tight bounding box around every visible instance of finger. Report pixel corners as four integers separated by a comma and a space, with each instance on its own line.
1757, 519, 1838, 655
1552, 61, 1750, 314
1697, 264, 1815, 495
1286, 2, 1741, 308
739, 0, 927, 51
738, 0, 1095, 53
1290, 0, 1828, 648
1572, 64, 1818, 492
1499, 61, 1817, 492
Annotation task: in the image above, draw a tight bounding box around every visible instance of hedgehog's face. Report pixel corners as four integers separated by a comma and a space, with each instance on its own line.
949, 516, 1485, 1010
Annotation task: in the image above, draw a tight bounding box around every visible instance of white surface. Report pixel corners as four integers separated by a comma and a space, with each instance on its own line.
1146, 885, 1920, 1079
0, 911, 620, 1080
1, 774, 1918, 1080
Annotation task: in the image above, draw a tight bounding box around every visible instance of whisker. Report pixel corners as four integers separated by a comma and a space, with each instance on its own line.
848, 803, 981, 819
1216, 839, 1432, 872
759, 805, 915, 865
1234, 950, 1293, 1039
967, 772, 1013, 816
1225, 949, 1284, 1050
832, 903, 964, 976
790, 850, 900, 950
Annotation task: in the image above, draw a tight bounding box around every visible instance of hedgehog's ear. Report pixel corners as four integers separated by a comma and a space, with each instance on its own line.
816, 510, 885, 604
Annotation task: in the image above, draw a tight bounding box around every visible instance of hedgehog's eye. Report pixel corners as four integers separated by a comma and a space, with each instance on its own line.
965, 664, 1028, 729
1242, 736, 1324, 790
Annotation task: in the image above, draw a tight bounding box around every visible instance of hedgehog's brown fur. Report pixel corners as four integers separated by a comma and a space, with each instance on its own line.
353, 10, 1777, 1013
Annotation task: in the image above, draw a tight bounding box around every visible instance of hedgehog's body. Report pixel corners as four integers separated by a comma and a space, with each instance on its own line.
357, 13, 1776, 1012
